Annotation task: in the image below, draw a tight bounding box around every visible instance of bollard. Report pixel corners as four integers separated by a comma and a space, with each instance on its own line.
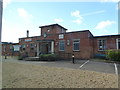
72, 54, 75, 64
5, 55, 7, 59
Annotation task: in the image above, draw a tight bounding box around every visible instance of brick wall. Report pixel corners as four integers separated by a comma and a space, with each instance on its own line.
93, 35, 120, 55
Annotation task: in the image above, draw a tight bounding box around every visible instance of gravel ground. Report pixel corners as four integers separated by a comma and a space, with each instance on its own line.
2, 61, 118, 88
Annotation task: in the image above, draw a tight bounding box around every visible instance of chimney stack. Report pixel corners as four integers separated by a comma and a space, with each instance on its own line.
27, 30, 29, 37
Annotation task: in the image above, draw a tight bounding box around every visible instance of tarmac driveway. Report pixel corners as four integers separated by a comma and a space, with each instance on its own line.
79, 60, 115, 74
2, 58, 119, 75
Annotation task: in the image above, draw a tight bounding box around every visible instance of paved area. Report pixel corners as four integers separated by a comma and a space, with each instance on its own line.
2, 58, 120, 75
117, 64, 120, 74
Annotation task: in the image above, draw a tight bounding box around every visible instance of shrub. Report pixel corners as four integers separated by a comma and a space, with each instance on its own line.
18, 54, 28, 60
39, 54, 58, 61
106, 50, 120, 61
18, 55, 24, 60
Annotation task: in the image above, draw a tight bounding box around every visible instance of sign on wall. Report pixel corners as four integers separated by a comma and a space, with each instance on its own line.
25, 38, 32, 42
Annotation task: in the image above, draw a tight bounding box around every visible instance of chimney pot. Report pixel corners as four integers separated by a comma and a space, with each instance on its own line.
27, 30, 29, 37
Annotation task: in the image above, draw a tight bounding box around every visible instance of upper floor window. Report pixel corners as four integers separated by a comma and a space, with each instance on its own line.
59, 40, 65, 51
73, 39, 80, 51
59, 34, 64, 39
116, 38, 120, 49
98, 39, 106, 51
61, 28, 64, 33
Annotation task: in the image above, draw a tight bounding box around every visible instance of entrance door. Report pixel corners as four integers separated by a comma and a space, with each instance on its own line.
40, 43, 50, 54
45, 44, 49, 54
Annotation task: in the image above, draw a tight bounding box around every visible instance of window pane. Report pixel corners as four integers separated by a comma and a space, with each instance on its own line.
98, 40, 106, 50
59, 34, 64, 39
73, 40, 80, 51
59, 41, 65, 51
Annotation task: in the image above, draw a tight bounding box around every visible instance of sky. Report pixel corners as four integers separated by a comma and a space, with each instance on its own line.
2, 0, 120, 43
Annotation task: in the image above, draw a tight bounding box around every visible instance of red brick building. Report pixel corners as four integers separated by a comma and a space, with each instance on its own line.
2, 24, 120, 59
2, 42, 20, 56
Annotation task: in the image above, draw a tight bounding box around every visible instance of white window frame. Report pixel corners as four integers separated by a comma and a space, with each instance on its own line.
59, 34, 64, 39
98, 39, 106, 51
73, 39, 80, 51
59, 40, 65, 51
116, 38, 120, 50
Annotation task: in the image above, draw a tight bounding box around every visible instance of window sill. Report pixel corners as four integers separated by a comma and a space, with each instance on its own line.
73, 50, 80, 52
98, 50, 106, 51
59, 50, 65, 51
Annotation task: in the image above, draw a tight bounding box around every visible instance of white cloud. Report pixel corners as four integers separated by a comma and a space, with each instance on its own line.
17, 8, 33, 23
72, 19, 82, 24
3, 0, 12, 8
71, 10, 83, 24
95, 20, 116, 29
82, 10, 105, 16
17, 8, 32, 18
54, 18, 63, 23
71, 10, 83, 19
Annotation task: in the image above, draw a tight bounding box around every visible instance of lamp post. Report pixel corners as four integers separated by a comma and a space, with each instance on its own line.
72, 54, 75, 64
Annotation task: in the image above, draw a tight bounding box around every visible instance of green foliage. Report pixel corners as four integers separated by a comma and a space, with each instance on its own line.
106, 50, 120, 61
39, 54, 58, 61
18, 55, 23, 60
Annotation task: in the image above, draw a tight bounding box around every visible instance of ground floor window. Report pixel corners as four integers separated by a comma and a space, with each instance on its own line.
116, 38, 120, 49
21, 44, 26, 50
59, 40, 65, 51
98, 39, 106, 51
73, 39, 80, 51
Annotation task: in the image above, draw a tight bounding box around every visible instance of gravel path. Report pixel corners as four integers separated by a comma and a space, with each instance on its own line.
2, 61, 118, 88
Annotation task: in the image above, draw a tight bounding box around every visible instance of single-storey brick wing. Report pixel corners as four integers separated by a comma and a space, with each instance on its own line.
2, 24, 120, 59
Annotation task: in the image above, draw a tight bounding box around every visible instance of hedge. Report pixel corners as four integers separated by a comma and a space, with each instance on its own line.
39, 54, 58, 61
106, 50, 120, 61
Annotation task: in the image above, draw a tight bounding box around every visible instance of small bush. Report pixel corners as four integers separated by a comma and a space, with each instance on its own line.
106, 50, 120, 61
18, 55, 28, 60
39, 54, 58, 61
18, 55, 24, 60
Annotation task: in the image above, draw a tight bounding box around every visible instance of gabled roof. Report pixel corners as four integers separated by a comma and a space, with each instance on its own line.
39, 23, 67, 30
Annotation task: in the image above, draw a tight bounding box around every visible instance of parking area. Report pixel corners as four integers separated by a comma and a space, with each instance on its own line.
2, 58, 119, 75
38, 60, 119, 75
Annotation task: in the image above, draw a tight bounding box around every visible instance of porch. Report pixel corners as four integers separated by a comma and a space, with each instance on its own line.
36, 40, 54, 56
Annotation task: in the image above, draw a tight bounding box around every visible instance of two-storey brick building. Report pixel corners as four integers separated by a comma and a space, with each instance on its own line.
2, 24, 120, 59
